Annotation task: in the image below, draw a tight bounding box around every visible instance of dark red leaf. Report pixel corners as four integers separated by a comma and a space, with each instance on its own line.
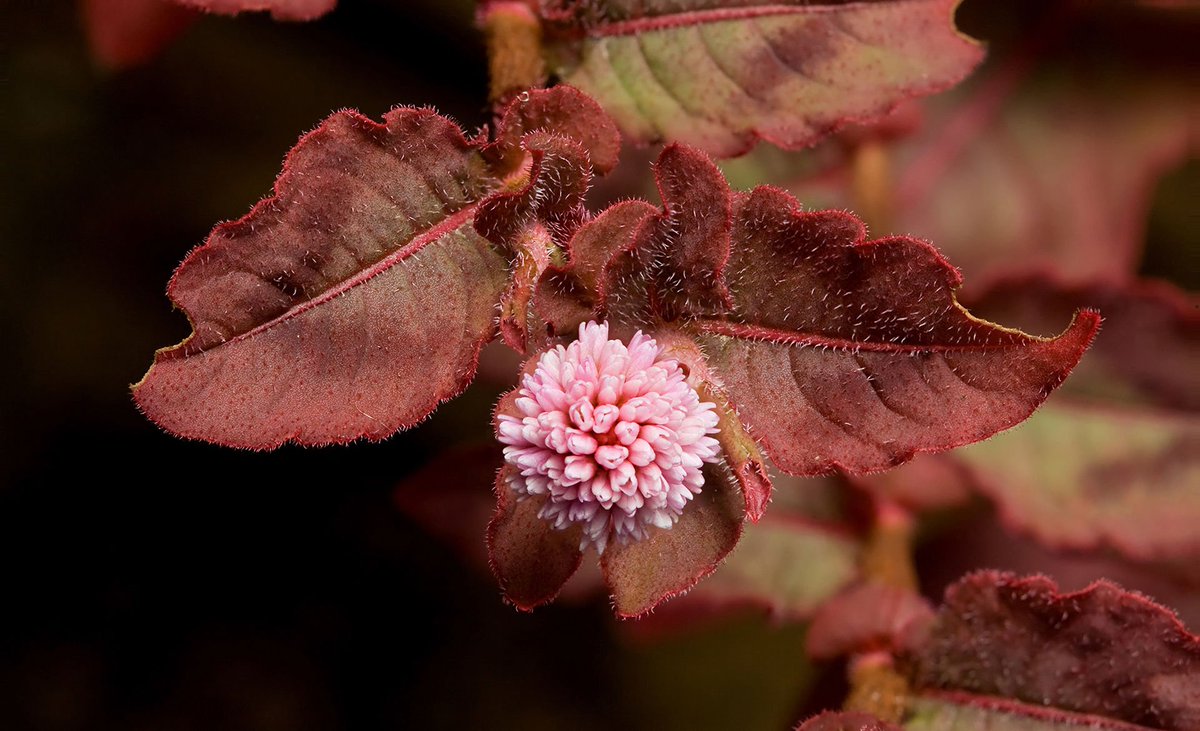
486, 84, 621, 177
794, 711, 902, 731
82, 0, 196, 70
133, 107, 508, 448
806, 582, 934, 660
600, 144, 734, 324
968, 277, 1200, 411
692, 186, 1100, 476
487, 465, 585, 611
535, 200, 658, 336
172, 0, 335, 21
601, 463, 744, 618
907, 571, 1200, 731
539, 0, 984, 157
475, 131, 593, 351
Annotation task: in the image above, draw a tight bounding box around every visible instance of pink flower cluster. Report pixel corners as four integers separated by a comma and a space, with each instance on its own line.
498, 322, 721, 552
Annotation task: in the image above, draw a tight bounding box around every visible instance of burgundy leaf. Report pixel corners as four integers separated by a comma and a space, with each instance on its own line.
486, 84, 621, 177
539, 0, 984, 157
599, 144, 734, 324
487, 466, 585, 611
535, 199, 658, 336
967, 277, 1200, 411
702, 383, 772, 521
692, 186, 1100, 476
172, 0, 335, 21
601, 463, 744, 618
133, 107, 508, 448
82, 0, 196, 69
806, 582, 935, 660
907, 571, 1200, 731
794, 711, 902, 731
475, 131, 593, 351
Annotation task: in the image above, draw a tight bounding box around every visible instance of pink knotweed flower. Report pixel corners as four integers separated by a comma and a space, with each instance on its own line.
497, 321, 721, 553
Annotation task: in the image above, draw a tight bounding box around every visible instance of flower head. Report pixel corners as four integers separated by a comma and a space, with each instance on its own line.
497, 321, 720, 552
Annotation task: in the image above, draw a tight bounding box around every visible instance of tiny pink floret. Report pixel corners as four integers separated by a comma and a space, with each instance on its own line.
498, 321, 721, 553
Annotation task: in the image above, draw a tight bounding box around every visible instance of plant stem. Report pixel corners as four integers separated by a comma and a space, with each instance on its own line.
850, 139, 893, 234
481, 1, 546, 104
843, 497, 917, 722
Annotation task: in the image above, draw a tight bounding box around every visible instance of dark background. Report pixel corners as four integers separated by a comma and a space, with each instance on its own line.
2, 1, 1196, 729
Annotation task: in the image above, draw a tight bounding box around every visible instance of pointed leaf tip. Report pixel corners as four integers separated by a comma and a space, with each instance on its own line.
134, 106, 507, 449
694, 187, 1102, 477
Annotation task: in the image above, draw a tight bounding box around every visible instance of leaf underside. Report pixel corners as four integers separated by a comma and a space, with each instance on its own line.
134, 108, 507, 449
908, 571, 1200, 731
542, 0, 984, 156
135, 87, 614, 450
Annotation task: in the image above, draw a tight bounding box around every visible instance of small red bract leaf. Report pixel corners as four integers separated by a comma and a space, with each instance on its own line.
486, 85, 621, 178
701, 383, 772, 521
475, 131, 593, 351
806, 582, 935, 660
601, 463, 744, 618
539, 0, 984, 157
82, 0, 197, 70
907, 571, 1200, 731
487, 466, 585, 610
133, 107, 508, 449
600, 144, 734, 324
968, 276, 1200, 411
172, 0, 335, 21
793, 710, 902, 731
692, 186, 1101, 476
535, 200, 658, 336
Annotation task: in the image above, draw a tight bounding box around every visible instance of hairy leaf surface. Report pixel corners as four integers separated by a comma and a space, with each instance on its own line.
602, 463, 744, 618
135, 107, 508, 448
540, 0, 983, 156
693, 186, 1100, 476
907, 572, 1200, 731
